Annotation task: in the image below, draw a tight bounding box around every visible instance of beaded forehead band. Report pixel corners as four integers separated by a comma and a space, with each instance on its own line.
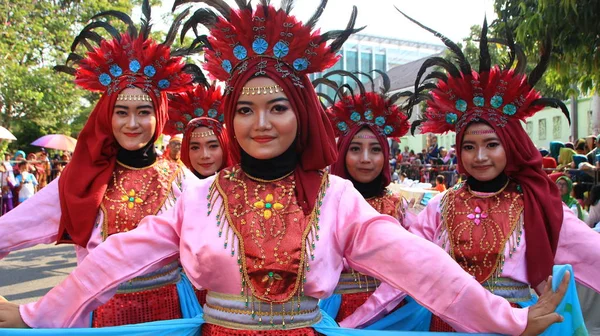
241, 85, 284, 96
116, 94, 153, 102
191, 130, 215, 138
354, 135, 379, 139
465, 129, 497, 135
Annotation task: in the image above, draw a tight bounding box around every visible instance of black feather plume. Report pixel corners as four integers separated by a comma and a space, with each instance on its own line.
182, 64, 209, 86
410, 119, 422, 136
163, 7, 190, 47
80, 21, 121, 43
53, 65, 77, 76
414, 57, 460, 93
234, 0, 252, 12
280, 0, 295, 14
388, 90, 413, 105
323, 70, 365, 96
355, 72, 375, 92
328, 6, 362, 54
422, 71, 448, 83
371, 69, 390, 94
180, 8, 219, 43
479, 16, 491, 73
528, 34, 552, 88
395, 7, 471, 75
66, 53, 84, 65
140, 0, 152, 40
530, 98, 570, 125
175, 0, 231, 20
91, 10, 137, 39
306, 0, 328, 30
333, 83, 356, 106
317, 92, 335, 108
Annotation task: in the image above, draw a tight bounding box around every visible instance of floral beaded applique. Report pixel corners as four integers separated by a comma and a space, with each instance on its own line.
439, 181, 524, 283
100, 159, 181, 240
208, 165, 328, 313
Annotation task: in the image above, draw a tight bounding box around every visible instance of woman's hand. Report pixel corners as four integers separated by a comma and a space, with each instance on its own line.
522, 271, 570, 336
0, 300, 29, 328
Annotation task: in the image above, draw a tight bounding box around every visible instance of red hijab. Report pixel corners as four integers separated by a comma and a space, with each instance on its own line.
456, 119, 563, 287
181, 117, 232, 173
223, 59, 337, 215
330, 124, 391, 192
57, 83, 168, 246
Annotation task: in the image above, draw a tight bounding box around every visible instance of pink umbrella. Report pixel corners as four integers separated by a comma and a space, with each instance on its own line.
31, 134, 77, 152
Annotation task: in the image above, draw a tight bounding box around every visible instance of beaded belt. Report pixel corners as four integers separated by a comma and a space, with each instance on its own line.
333, 270, 381, 295
203, 291, 322, 330
482, 277, 533, 303
116, 260, 181, 293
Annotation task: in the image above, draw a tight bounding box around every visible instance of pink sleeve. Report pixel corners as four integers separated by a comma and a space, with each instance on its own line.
0, 179, 61, 259
408, 193, 443, 241
19, 190, 185, 328
334, 181, 527, 334
338, 282, 406, 328
555, 204, 600, 292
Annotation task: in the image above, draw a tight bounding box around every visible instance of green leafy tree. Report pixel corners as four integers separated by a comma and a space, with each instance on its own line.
494, 0, 600, 135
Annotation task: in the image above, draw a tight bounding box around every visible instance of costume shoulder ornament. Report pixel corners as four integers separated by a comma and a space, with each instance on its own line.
314, 70, 410, 137
174, 0, 363, 92
396, 9, 570, 135
55, 0, 196, 96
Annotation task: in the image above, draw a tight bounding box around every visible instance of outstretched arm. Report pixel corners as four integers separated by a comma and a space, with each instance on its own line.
0, 179, 62, 259
6, 190, 187, 328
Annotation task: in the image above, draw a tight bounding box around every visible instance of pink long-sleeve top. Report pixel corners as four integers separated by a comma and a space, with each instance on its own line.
337, 196, 413, 328
0, 166, 188, 262
410, 192, 600, 292
20, 174, 528, 334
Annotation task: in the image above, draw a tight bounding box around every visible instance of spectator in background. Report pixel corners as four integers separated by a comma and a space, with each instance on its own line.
575, 139, 587, 155
426, 135, 439, 163
162, 134, 183, 163
556, 147, 576, 171
565, 142, 575, 150
549, 141, 564, 162
401, 146, 410, 162
14, 161, 38, 204
429, 174, 447, 193
37, 151, 51, 189
539, 148, 557, 174
556, 176, 585, 220
586, 185, 600, 229
585, 135, 596, 154
587, 135, 600, 165
0, 154, 15, 215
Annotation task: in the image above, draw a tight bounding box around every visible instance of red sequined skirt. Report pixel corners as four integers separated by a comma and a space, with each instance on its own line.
429, 302, 521, 332
201, 323, 323, 335
196, 288, 208, 306
91, 283, 182, 327
335, 291, 373, 322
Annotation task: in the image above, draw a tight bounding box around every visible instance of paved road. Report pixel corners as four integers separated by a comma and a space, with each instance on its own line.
0, 244, 76, 304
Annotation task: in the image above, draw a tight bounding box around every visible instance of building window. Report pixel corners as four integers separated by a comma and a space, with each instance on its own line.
346, 50, 358, 73
552, 116, 561, 139
526, 121, 533, 136
360, 51, 372, 81
538, 119, 546, 140
375, 54, 386, 72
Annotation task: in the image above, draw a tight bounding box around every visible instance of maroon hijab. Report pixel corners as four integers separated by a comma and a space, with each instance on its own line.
223, 58, 337, 215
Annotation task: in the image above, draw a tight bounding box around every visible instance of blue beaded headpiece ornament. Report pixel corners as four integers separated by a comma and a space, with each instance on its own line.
55, 0, 198, 97
174, 0, 363, 94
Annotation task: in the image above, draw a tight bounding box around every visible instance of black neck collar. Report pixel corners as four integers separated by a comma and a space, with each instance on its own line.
349, 174, 384, 199
240, 144, 297, 180
116, 141, 157, 168
193, 169, 209, 180
467, 173, 509, 193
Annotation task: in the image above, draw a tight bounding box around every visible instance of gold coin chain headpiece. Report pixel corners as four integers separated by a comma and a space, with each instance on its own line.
241, 85, 284, 96
116, 94, 153, 102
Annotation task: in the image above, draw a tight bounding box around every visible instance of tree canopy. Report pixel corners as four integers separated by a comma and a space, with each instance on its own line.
494, 0, 600, 96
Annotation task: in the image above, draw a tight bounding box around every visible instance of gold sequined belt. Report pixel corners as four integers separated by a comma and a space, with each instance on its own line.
333, 271, 381, 294
203, 291, 322, 330
482, 277, 533, 303
116, 260, 181, 293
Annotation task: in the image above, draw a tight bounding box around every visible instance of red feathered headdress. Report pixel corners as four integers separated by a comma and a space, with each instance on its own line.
399, 9, 569, 288
53, 1, 196, 247
317, 71, 410, 138
164, 81, 225, 136
175, 0, 362, 91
